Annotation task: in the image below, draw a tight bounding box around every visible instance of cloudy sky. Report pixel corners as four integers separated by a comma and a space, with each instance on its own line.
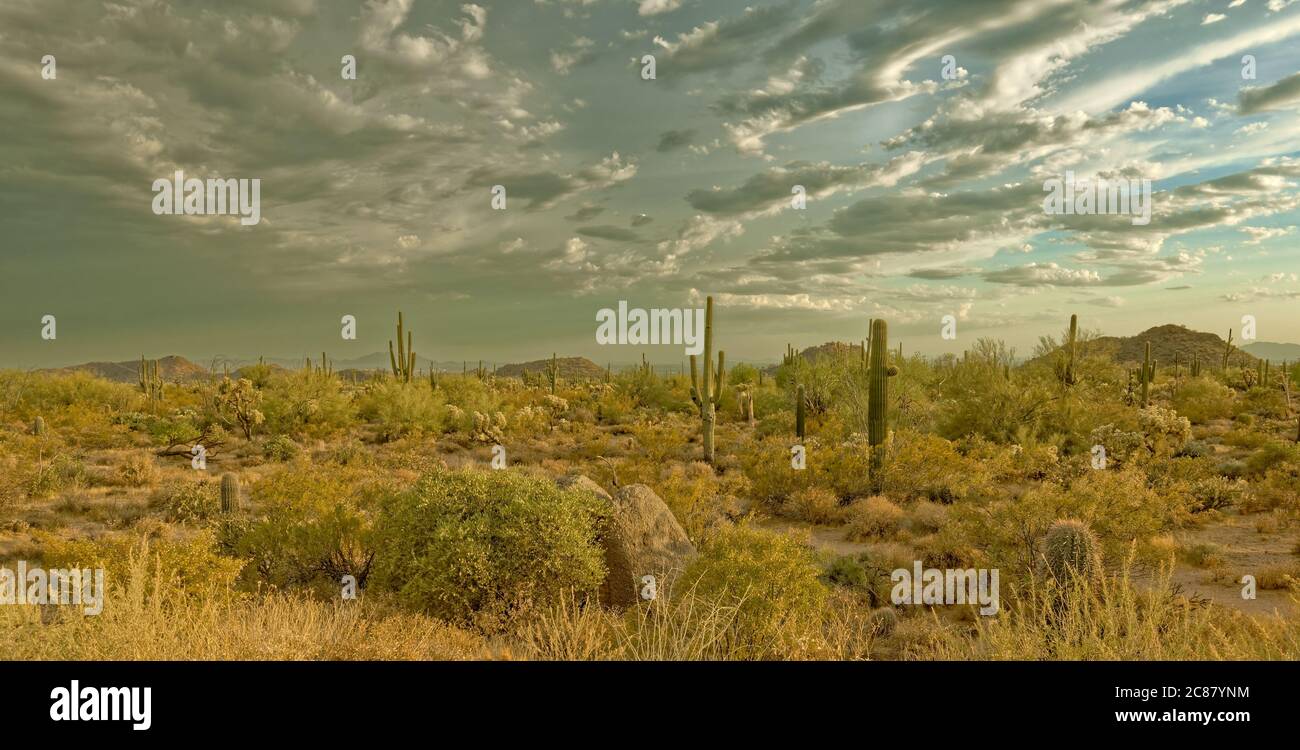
3, 0, 1300, 368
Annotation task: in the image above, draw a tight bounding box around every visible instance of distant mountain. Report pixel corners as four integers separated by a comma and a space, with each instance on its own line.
41, 355, 210, 383
1089, 325, 1259, 368
496, 356, 606, 380
1242, 341, 1300, 362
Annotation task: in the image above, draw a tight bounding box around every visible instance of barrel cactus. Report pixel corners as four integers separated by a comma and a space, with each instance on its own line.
220, 473, 240, 513
33, 416, 46, 436
869, 606, 898, 636
1044, 519, 1100, 584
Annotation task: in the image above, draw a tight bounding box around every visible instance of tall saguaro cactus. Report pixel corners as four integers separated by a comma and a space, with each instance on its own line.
139, 355, 163, 411
1223, 328, 1234, 371
868, 319, 897, 486
1140, 341, 1154, 408
689, 296, 725, 464
389, 312, 415, 382
1065, 314, 1078, 385
547, 353, 560, 394
795, 384, 806, 440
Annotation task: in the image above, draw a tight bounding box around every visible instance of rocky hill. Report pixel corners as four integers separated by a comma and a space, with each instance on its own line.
1243, 341, 1300, 362
41, 355, 211, 383
496, 356, 607, 380
1089, 324, 1259, 368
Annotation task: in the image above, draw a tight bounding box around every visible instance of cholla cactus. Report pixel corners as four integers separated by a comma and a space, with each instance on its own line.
216, 377, 264, 439
1138, 404, 1191, 454
1044, 519, 1100, 585
220, 473, 240, 514
471, 411, 507, 443
688, 295, 725, 464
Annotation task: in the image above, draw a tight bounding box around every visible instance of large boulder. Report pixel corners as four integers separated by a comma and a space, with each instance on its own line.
556, 473, 612, 503
597, 484, 696, 608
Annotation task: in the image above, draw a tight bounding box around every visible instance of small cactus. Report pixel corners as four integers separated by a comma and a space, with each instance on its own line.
33, 416, 46, 436
220, 473, 240, 514
1044, 519, 1100, 585
869, 606, 898, 637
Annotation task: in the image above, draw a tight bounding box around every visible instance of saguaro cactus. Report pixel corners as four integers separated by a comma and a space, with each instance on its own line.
547, 353, 559, 393
868, 319, 898, 486
1191, 354, 1201, 378
139, 356, 163, 411
1140, 341, 1153, 408
795, 384, 806, 440
689, 296, 725, 464
1223, 328, 1234, 370
220, 473, 240, 513
1062, 314, 1078, 385
389, 312, 415, 382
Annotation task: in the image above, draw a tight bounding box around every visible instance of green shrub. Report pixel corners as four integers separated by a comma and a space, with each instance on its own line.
1171, 378, 1234, 424
357, 381, 445, 440
678, 524, 827, 659
224, 464, 383, 594
262, 434, 300, 462
151, 479, 221, 522
370, 468, 609, 629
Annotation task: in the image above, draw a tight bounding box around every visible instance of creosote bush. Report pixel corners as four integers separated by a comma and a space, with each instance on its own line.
370, 468, 609, 630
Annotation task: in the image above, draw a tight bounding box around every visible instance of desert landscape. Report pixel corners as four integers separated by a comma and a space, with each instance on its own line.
2, 309, 1298, 661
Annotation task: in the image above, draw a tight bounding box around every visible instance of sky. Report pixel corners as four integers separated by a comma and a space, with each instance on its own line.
2, 0, 1299, 368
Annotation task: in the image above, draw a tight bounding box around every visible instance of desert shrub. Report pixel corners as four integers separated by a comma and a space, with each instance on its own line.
1241, 386, 1288, 419
38, 531, 243, 599
370, 468, 608, 629
21, 453, 87, 499
908, 501, 948, 534
844, 496, 904, 541
652, 461, 747, 541
1171, 378, 1235, 423
224, 464, 385, 594
785, 486, 843, 524
116, 452, 159, 487
879, 430, 990, 503
1245, 442, 1300, 478
1188, 476, 1250, 513
260, 370, 356, 438
951, 466, 1182, 577
678, 525, 827, 659
1179, 542, 1225, 568
826, 555, 869, 588
357, 381, 445, 440
151, 479, 221, 522
262, 434, 300, 462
